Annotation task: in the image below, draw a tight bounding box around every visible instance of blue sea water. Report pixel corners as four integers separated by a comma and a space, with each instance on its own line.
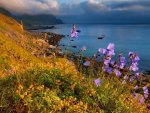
41, 24, 150, 71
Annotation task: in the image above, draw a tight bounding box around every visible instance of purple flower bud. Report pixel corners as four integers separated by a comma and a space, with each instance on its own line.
129, 52, 140, 64
129, 51, 134, 57
110, 60, 115, 65
114, 64, 119, 68
120, 56, 126, 63
147, 105, 150, 110
94, 78, 101, 87
104, 59, 110, 66
143, 86, 149, 95
119, 63, 126, 69
71, 31, 78, 38
139, 96, 145, 104
98, 48, 103, 53
106, 49, 115, 56
105, 56, 112, 60
133, 56, 140, 63
107, 43, 115, 50
83, 61, 90, 67
129, 76, 135, 82
135, 73, 140, 78
134, 85, 138, 90
106, 67, 112, 74
102, 65, 112, 74
144, 94, 149, 99
143, 86, 148, 91
114, 69, 121, 77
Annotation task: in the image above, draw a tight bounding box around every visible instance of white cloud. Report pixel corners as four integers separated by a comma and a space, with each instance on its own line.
0, 0, 150, 15
0, 0, 59, 14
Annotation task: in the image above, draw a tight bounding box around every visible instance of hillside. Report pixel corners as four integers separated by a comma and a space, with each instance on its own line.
0, 13, 149, 113
0, 13, 52, 76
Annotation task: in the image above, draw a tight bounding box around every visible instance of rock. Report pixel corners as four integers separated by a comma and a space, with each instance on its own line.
49, 45, 56, 49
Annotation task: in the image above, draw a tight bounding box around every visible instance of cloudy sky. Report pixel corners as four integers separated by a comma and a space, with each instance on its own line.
0, 0, 150, 24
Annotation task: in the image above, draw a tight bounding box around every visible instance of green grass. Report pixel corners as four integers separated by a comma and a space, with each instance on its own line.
0, 68, 148, 112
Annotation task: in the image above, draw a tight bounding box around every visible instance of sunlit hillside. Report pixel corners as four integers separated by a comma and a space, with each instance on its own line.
0, 13, 54, 76
0, 13, 149, 113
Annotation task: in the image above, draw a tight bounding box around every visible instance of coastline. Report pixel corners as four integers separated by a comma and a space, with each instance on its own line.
26, 25, 55, 30
26, 25, 150, 86
29, 29, 150, 76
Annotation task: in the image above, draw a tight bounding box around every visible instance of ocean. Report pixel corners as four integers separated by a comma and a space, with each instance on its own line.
39, 24, 150, 72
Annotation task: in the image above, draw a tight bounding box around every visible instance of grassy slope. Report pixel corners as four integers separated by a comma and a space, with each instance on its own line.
0, 13, 54, 76
0, 13, 148, 113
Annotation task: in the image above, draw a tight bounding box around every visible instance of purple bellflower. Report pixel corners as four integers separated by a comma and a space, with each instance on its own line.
71, 31, 78, 38
83, 61, 90, 67
120, 56, 126, 63
129, 63, 139, 72
104, 59, 110, 66
94, 78, 101, 87
135, 72, 140, 80
106, 50, 115, 56
129, 51, 134, 57
134, 85, 138, 90
114, 69, 121, 77
139, 96, 145, 104
107, 43, 115, 50
103, 65, 112, 74
110, 60, 115, 65
129, 76, 135, 82
98, 48, 107, 55
143, 86, 149, 99
147, 105, 150, 110
132, 55, 140, 63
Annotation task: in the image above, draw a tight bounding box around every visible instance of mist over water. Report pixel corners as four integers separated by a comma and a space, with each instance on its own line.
41, 24, 150, 71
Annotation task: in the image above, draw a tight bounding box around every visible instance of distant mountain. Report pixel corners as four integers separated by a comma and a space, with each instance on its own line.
15, 14, 63, 26
0, 7, 12, 17
0, 7, 63, 27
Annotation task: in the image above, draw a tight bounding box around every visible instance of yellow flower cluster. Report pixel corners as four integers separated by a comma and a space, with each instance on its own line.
119, 94, 147, 113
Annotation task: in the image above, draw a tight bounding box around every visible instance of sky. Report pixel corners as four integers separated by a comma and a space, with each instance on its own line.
0, 0, 150, 24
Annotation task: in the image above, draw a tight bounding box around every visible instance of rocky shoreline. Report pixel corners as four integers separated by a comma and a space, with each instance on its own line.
30, 31, 65, 45
28, 31, 65, 57
26, 25, 55, 30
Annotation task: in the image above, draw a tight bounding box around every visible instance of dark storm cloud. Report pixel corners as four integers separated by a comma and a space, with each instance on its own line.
105, 0, 150, 10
